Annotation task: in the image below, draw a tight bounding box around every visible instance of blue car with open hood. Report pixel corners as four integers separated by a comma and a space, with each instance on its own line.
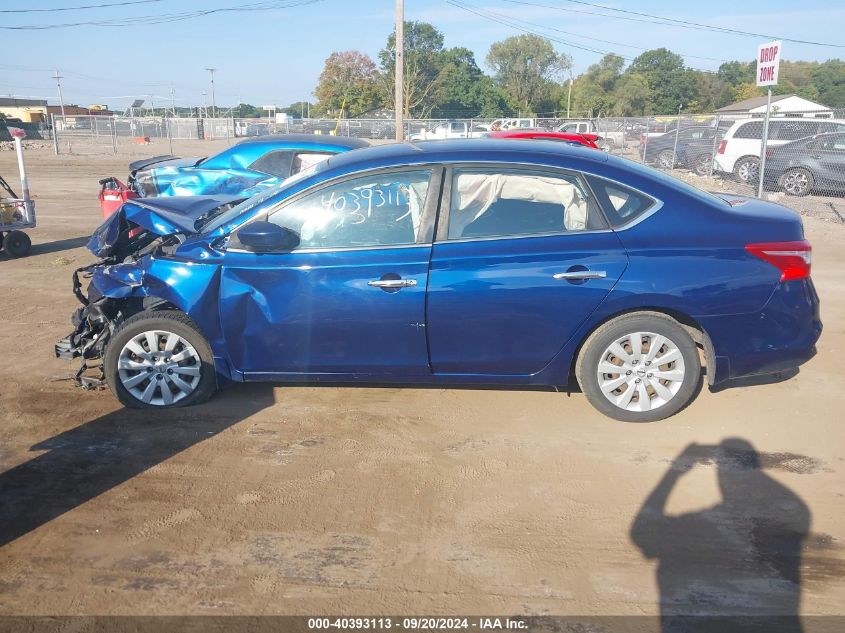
127, 133, 369, 198
57, 139, 821, 422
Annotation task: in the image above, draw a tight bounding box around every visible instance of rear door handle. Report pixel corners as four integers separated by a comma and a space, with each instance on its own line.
368, 279, 417, 288
553, 270, 607, 280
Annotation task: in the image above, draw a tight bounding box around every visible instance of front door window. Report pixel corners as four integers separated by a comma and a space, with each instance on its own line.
266, 170, 433, 249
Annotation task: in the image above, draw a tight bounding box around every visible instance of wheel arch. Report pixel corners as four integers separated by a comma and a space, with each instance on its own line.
733, 154, 760, 174
568, 306, 716, 385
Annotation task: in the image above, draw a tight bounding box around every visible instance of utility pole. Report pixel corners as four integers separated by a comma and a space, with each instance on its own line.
52, 69, 66, 119
170, 85, 176, 117
201, 91, 208, 119
394, 0, 404, 142
205, 68, 217, 118
566, 75, 573, 119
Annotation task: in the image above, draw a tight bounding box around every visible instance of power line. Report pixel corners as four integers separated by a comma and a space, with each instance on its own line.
447, 0, 718, 73
1, 0, 325, 30
0, 0, 162, 13
459, 0, 729, 64
496, 0, 845, 49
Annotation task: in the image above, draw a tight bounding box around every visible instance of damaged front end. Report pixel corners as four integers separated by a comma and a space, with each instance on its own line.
55, 195, 240, 387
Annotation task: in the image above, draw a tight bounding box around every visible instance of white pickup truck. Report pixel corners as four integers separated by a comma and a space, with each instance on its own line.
410, 121, 489, 141
557, 120, 625, 149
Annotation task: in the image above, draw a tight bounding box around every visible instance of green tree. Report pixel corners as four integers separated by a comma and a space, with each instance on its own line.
315, 50, 382, 117
234, 103, 263, 118
486, 34, 571, 114
717, 60, 755, 86
570, 53, 624, 116
626, 48, 699, 113
431, 47, 485, 117
281, 102, 314, 117
611, 73, 651, 116
812, 59, 845, 107
379, 21, 445, 117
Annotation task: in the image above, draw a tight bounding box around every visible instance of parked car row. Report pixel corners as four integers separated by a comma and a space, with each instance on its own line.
642, 117, 845, 196
59, 134, 821, 422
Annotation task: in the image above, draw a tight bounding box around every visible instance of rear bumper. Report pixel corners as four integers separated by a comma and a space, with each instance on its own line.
698, 278, 821, 384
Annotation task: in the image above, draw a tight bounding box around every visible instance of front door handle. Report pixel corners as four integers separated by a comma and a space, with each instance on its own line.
368, 279, 417, 289
553, 270, 607, 280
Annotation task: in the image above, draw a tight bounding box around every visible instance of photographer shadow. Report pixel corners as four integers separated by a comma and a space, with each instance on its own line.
631, 439, 810, 633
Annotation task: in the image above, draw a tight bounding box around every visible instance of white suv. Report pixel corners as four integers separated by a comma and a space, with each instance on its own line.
715, 117, 845, 183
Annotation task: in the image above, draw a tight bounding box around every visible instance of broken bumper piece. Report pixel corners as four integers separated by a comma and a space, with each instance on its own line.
56, 268, 126, 387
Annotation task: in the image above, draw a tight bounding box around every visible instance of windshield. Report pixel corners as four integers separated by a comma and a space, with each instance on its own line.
201, 161, 325, 233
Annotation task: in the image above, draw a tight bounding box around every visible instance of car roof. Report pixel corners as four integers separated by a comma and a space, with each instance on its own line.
233, 134, 369, 150
322, 139, 609, 173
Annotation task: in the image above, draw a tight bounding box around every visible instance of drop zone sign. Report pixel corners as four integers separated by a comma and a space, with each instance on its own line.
757, 40, 782, 86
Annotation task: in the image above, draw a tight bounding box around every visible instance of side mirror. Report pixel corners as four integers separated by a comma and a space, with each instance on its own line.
234, 220, 300, 253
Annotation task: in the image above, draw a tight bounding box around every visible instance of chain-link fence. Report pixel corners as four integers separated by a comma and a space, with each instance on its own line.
51, 111, 845, 202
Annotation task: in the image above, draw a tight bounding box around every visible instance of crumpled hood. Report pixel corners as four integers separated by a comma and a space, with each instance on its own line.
128, 155, 202, 174
87, 194, 242, 258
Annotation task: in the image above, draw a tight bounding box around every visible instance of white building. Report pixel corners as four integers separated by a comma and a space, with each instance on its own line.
716, 94, 832, 118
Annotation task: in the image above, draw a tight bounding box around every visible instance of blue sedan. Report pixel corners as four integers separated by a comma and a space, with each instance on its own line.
127, 133, 369, 198
57, 140, 821, 422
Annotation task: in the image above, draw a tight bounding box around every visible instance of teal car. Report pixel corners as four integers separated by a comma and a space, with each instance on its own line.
127, 134, 369, 198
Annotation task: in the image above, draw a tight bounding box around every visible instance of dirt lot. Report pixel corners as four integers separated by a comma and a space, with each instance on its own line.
0, 140, 844, 623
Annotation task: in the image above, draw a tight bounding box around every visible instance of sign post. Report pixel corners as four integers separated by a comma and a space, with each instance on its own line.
756, 40, 782, 198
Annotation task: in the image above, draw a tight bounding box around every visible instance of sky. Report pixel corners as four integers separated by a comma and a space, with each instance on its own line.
2, 0, 844, 112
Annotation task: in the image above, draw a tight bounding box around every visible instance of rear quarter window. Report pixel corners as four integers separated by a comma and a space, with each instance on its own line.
249, 150, 294, 177
585, 175, 656, 228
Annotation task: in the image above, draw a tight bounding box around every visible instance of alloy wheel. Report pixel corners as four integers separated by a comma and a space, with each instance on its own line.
782, 169, 810, 196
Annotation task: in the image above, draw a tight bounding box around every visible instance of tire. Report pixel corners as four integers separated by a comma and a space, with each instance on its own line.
779, 167, 814, 197
692, 154, 713, 176
104, 310, 217, 409
657, 150, 676, 169
575, 312, 702, 423
3, 230, 31, 258
734, 156, 760, 184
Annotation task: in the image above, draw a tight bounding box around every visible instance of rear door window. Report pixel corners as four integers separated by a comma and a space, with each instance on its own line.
445, 168, 607, 240
292, 152, 331, 174
734, 122, 764, 139
774, 121, 819, 141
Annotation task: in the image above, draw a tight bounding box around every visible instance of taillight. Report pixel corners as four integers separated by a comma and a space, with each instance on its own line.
717, 140, 727, 154
745, 240, 812, 281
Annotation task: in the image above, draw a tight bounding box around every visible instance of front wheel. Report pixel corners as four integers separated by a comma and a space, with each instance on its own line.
104, 310, 217, 409
576, 313, 702, 422
657, 150, 676, 169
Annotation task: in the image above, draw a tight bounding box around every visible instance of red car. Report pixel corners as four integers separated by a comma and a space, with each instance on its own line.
487, 129, 601, 150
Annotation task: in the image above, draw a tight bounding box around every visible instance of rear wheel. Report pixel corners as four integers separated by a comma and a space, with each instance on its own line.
734, 156, 760, 184
576, 313, 702, 422
104, 310, 217, 409
779, 167, 814, 196
692, 154, 713, 176
2, 230, 31, 257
